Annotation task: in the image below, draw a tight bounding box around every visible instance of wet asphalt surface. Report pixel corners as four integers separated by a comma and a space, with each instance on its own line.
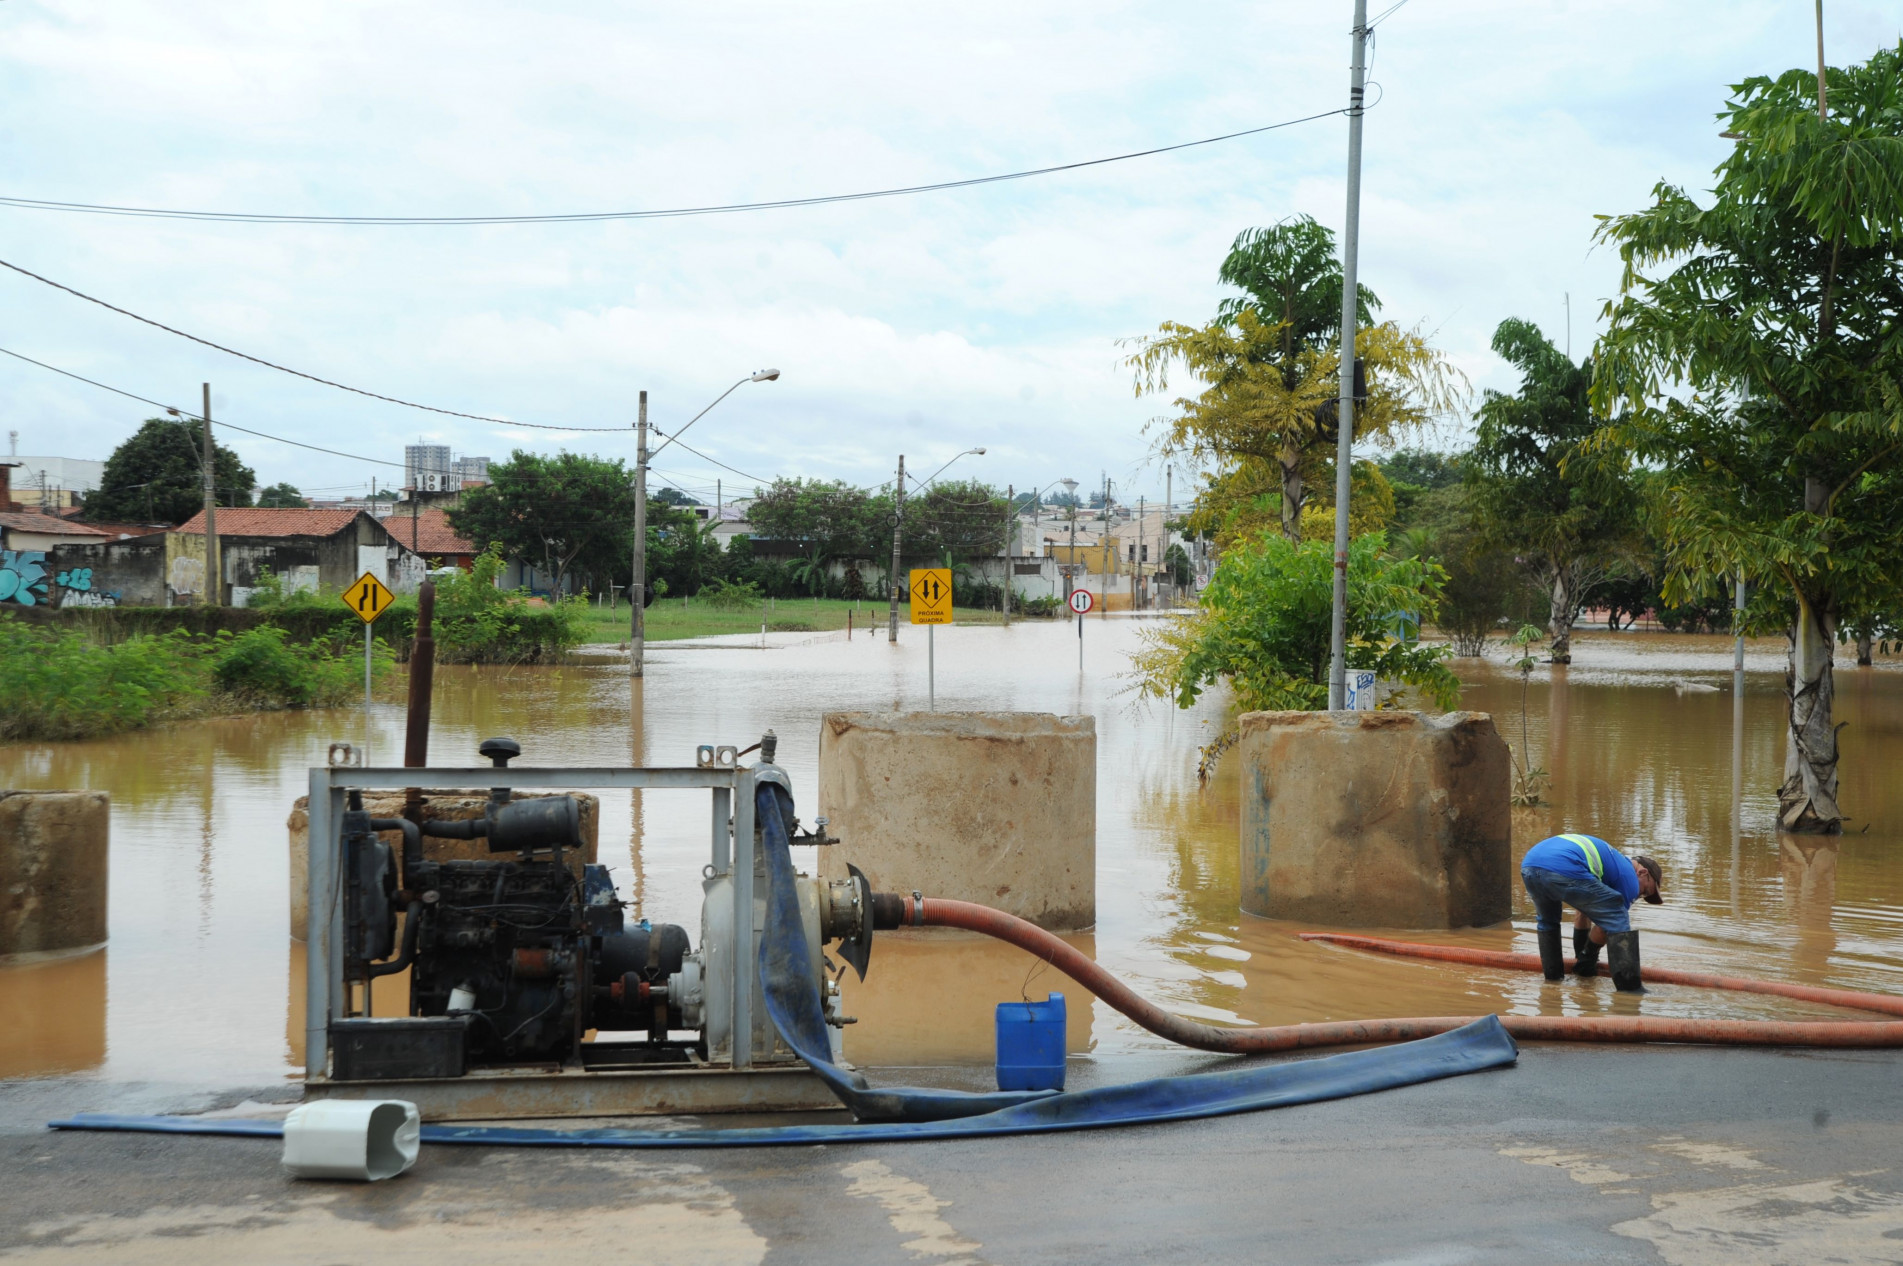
3, 1045, 1900, 1264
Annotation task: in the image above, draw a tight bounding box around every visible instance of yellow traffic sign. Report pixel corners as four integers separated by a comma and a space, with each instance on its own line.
909, 568, 952, 625
343, 571, 395, 623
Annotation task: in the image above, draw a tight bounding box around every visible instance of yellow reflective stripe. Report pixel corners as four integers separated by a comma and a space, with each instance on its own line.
1560, 834, 1604, 881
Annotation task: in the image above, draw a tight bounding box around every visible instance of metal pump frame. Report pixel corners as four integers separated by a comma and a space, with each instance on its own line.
305, 760, 760, 1081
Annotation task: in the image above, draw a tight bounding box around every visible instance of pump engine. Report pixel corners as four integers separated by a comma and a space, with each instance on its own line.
329, 733, 871, 1081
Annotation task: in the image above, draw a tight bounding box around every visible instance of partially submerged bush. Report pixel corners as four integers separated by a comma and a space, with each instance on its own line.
0, 613, 392, 741
698, 579, 764, 612
428, 548, 588, 663
1131, 530, 1461, 714
211, 626, 371, 708
0, 615, 205, 740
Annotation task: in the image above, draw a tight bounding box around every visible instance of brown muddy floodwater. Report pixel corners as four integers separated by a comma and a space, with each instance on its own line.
4, 618, 1902, 1084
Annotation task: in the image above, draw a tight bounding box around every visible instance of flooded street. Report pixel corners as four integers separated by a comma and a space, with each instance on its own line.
4, 618, 1901, 1085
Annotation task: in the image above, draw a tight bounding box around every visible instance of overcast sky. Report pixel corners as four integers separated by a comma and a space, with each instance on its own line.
4, 1, 1898, 508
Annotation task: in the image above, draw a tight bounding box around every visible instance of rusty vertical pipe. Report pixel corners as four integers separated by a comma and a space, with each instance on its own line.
401, 583, 437, 847
404, 582, 436, 769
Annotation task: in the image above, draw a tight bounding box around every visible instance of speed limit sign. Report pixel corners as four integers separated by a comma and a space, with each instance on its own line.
1068, 589, 1095, 615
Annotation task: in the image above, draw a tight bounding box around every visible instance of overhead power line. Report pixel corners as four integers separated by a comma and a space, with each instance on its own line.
0, 257, 624, 432
0, 344, 404, 468
0, 110, 1349, 227
1, 340, 775, 488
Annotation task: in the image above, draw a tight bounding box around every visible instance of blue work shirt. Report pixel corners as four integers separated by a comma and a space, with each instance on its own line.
1521, 834, 1640, 909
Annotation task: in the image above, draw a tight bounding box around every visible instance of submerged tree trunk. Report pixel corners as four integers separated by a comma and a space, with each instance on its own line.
1547, 565, 1578, 664
1278, 439, 1304, 543
1779, 590, 1843, 834
1856, 627, 1874, 666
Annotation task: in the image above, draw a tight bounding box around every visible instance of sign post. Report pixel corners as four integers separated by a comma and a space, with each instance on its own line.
1068, 587, 1094, 672
342, 570, 395, 759
909, 567, 952, 709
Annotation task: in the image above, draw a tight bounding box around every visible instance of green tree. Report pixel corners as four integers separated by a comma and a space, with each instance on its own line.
86, 417, 255, 524
1592, 45, 1903, 833
644, 502, 723, 597
1468, 318, 1641, 663
1132, 531, 1460, 713
1124, 219, 1462, 547
255, 482, 308, 508
447, 450, 637, 598
745, 478, 886, 559
902, 479, 1008, 560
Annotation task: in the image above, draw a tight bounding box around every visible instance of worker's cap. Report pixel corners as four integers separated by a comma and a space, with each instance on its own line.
1632, 853, 1664, 904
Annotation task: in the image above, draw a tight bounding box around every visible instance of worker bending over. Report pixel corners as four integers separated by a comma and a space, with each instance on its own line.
1520, 833, 1663, 993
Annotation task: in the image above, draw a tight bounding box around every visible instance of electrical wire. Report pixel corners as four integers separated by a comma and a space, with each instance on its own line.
0, 109, 1350, 228
0, 257, 624, 432
651, 433, 769, 485
0, 343, 408, 468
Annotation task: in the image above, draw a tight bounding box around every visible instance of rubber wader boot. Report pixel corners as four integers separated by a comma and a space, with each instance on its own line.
1606, 930, 1647, 994
1537, 926, 1565, 981
1572, 927, 1602, 978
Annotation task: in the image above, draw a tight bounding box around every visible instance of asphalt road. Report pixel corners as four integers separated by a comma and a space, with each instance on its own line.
3, 1046, 1900, 1265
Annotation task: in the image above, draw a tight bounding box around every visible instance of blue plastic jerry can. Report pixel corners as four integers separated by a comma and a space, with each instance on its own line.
995, 992, 1066, 1091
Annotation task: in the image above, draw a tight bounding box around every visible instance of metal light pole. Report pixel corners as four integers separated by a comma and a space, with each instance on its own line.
631, 391, 648, 677
633, 369, 779, 678
1326, 0, 1371, 711
1004, 483, 1014, 626
888, 447, 986, 643
199, 383, 218, 607
888, 455, 905, 643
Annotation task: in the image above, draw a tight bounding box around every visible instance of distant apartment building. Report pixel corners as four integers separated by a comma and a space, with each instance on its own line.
405, 444, 452, 491
403, 444, 491, 493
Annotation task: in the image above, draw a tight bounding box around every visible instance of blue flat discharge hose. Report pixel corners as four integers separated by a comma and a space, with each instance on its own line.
48, 785, 1517, 1147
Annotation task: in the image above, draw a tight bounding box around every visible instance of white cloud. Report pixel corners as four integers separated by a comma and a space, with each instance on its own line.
3, 0, 1891, 501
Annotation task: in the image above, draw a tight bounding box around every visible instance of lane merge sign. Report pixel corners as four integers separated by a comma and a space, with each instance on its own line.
909, 568, 952, 625
1068, 589, 1095, 615
344, 571, 395, 623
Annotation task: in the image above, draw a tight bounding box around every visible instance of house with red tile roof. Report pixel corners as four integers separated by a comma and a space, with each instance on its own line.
169, 507, 424, 605
378, 506, 479, 569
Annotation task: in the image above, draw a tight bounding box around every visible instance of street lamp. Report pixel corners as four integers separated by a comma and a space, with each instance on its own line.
887, 446, 987, 643
914, 447, 987, 488
633, 370, 781, 679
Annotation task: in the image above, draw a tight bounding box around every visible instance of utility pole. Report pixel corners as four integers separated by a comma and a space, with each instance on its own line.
1165, 466, 1173, 602
1003, 483, 1014, 626
1066, 499, 1078, 602
1816, 0, 1828, 120
201, 382, 219, 607
1326, 0, 1370, 711
887, 455, 905, 642
630, 390, 648, 679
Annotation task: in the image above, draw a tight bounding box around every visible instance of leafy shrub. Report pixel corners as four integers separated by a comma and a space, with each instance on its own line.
426, 548, 589, 663
0, 615, 207, 740
211, 626, 373, 707
699, 579, 764, 611
1131, 531, 1461, 713
1015, 594, 1061, 618
240, 567, 328, 612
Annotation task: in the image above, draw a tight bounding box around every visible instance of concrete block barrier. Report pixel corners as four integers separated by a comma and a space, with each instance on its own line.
1238, 710, 1510, 929
817, 711, 1096, 931
0, 790, 109, 959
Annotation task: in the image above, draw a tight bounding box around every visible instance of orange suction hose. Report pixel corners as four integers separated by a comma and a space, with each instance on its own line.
1298, 933, 1903, 1018
900, 897, 1903, 1051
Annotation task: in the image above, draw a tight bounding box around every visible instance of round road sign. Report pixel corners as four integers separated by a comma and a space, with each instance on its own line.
1068, 589, 1095, 615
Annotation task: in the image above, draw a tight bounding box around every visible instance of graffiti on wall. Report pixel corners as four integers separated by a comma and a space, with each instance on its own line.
0, 550, 50, 606
56, 568, 119, 609
168, 555, 205, 597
